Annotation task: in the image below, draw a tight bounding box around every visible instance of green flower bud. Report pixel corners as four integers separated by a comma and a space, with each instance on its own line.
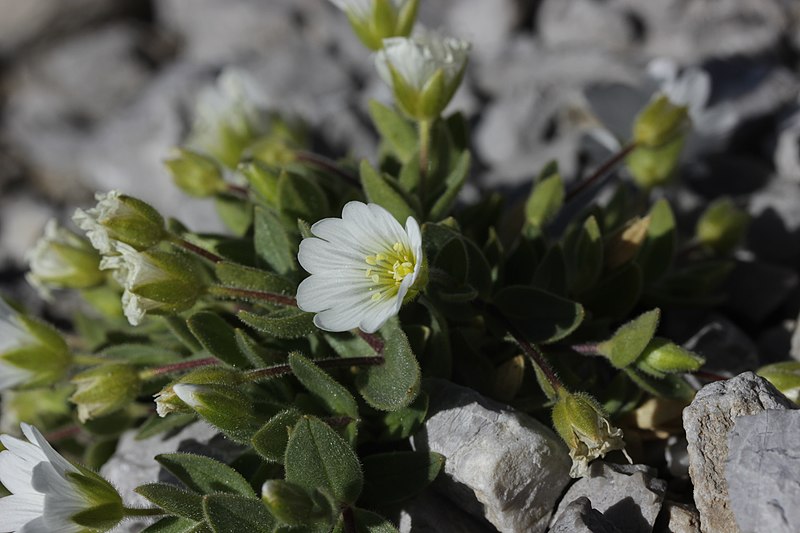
635, 337, 704, 377
172, 383, 261, 442
626, 135, 685, 190
633, 93, 690, 148
26, 219, 105, 298
375, 31, 470, 121
330, 0, 419, 51
73, 191, 166, 254
165, 148, 227, 198
695, 197, 749, 254
154, 367, 242, 417
0, 299, 71, 391
604, 215, 651, 270
100, 244, 206, 326
261, 480, 335, 526
70, 363, 142, 422
757, 361, 800, 403
552, 391, 627, 478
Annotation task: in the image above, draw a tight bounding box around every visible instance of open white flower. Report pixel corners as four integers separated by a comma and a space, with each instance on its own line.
0, 423, 123, 533
0, 300, 70, 392
375, 30, 470, 119
296, 201, 425, 333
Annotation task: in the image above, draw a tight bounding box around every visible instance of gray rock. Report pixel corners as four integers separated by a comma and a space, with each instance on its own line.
550, 497, 623, 533
397, 488, 495, 533
538, 0, 637, 52
725, 410, 800, 533
775, 111, 800, 183
665, 436, 690, 479
654, 501, 701, 533
411, 379, 571, 533
102, 422, 243, 532
0, 194, 53, 266
683, 316, 759, 378
683, 372, 795, 533
550, 462, 667, 533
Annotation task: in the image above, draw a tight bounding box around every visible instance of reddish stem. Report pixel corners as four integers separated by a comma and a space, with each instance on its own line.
692, 370, 728, 382
358, 330, 385, 354
174, 238, 223, 264
45, 425, 82, 443
566, 142, 638, 202
245, 356, 383, 381
210, 286, 297, 307
143, 357, 219, 378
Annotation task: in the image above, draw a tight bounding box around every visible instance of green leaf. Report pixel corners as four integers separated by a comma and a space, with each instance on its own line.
525, 162, 564, 228
215, 195, 253, 237
361, 451, 444, 506
637, 199, 676, 284
164, 316, 204, 352
324, 332, 374, 358
493, 285, 585, 344
368, 100, 417, 162
187, 312, 251, 369
238, 308, 315, 339
360, 160, 417, 223
377, 391, 428, 441
135, 483, 204, 521
597, 309, 661, 369
215, 261, 295, 295
532, 245, 568, 296
261, 480, 336, 527
156, 453, 254, 497
289, 352, 359, 419
582, 263, 643, 320
624, 368, 695, 401
202, 493, 275, 533
142, 517, 209, 533
101, 343, 183, 366
278, 170, 329, 222
428, 151, 471, 221
254, 206, 297, 275
252, 409, 302, 463
285, 416, 363, 505
355, 320, 421, 411
568, 216, 603, 293
333, 509, 400, 533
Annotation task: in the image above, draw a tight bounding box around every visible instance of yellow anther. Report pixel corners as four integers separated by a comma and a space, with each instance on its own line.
365, 255, 377, 266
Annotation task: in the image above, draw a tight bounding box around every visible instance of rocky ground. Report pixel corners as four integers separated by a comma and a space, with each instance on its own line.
3, 1, 800, 532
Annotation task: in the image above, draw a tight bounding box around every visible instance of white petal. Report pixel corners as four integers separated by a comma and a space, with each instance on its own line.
358, 300, 399, 334
0, 450, 37, 494
0, 493, 45, 531
296, 273, 371, 313
0, 434, 47, 467
17, 517, 52, 533
0, 361, 33, 392
297, 238, 367, 275
172, 383, 203, 409
22, 424, 77, 476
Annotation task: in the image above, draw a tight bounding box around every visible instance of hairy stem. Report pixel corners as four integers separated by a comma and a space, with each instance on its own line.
140, 357, 219, 379
565, 141, 638, 202
170, 236, 223, 264
244, 356, 384, 382
208, 285, 297, 307
418, 119, 432, 209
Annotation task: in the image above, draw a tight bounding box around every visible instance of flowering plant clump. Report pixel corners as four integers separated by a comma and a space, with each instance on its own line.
0, 2, 760, 532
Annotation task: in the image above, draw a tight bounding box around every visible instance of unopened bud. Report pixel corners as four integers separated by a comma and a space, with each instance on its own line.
165, 148, 226, 198
154, 367, 242, 417
757, 361, 800, 403
635, 338, 704, 377
26, 220, 105, 298
552, 391, 627, 478
330, 0, 419, 51
604, 216, 651, 270
261, 480, 335, 526
100, 244, 206, 326
70, 363, 142, 422
73, 191, 166, 254
633, 93, 689, 148
173, 383, 261, 442
695, 197, 749, 254
0, 299, 71, 391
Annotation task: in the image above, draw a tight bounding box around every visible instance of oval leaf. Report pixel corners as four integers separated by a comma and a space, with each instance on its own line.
493, 285, 584, 344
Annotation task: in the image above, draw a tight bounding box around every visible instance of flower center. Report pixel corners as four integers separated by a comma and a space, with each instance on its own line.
365, 242, 416, 301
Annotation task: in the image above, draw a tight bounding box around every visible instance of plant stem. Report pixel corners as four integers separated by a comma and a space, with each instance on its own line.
342, 507, 357, 533
123, 507, 166, 517
244, 356, 384, 382
295, 151, 360, 188
565, 141, 638, 202
140, 357, 219, 379
358, 330, 385, 354
45, 425, 82, 443
418, 119, 432, 209
208, 285, 297, 307
692, 370, 728, 382
170, 236, 223, 264
569, 343, 601, 356
225, 183, 250, 199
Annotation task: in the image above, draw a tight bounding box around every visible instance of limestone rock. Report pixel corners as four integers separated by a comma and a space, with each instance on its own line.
550, 497, 623, 533
682, 372, 795, 533
725, 410, 800, 533
411, 379, 571, 533
397, 488, 495, 533
654, 501, 701, 533
550, 462, 667, 533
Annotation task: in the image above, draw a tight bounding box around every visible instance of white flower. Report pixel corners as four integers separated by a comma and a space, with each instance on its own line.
329, 0, 405, 20
100, 243, 165, 326
73, 191, 127, 255
0, 300, 70, 392
0, 423, 123, 532
376, 30, 469, 103
296, 201, 425, 333
25, 220, 104, 299
73, 191, 165, 255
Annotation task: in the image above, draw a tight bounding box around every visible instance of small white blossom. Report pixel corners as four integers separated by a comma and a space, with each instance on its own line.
73, 191, 128, 255
329, 0, 405, 20
0, 423, 122, 532
100, 243, 167, 326
296, 201, 425, 333
376, 30, 470, 93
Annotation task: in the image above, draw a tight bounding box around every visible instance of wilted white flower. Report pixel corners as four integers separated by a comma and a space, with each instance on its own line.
26, 219, 105, 299
375, 30, 470, 120
0, 299, 70, 392
296, 201, 426, 333
0, 423, 123, 532
100, 243, 204, 326
73, 191, 165, 255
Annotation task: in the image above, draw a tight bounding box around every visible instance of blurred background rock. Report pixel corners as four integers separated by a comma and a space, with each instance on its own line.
2, 0, 800, 363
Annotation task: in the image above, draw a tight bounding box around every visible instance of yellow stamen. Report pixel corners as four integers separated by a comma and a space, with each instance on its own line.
363, 241, 416, 301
